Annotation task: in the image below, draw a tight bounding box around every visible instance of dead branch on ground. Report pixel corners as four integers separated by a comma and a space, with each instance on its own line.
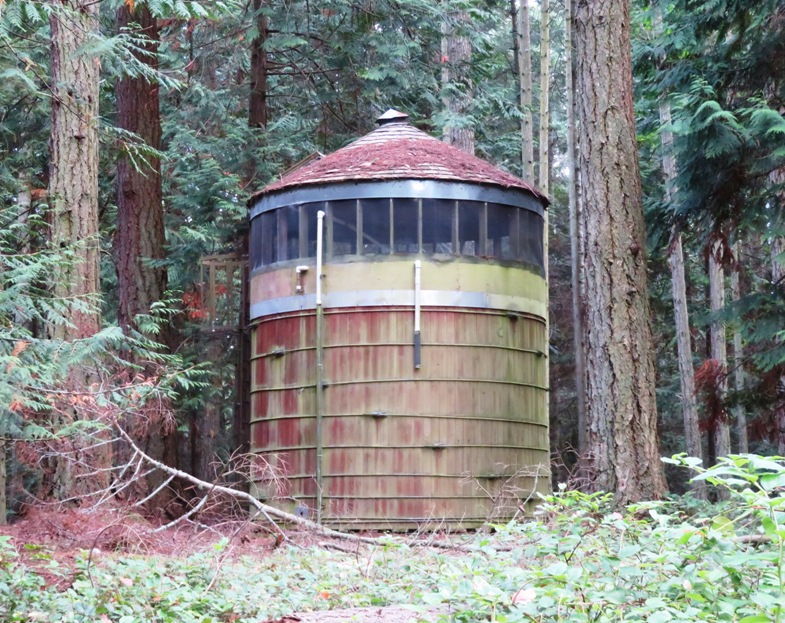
115, 427, 383, 546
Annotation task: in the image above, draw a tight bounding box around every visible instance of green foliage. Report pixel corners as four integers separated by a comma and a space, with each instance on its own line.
8, 458, 785, 622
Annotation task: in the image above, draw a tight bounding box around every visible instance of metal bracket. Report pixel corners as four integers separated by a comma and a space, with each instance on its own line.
295, 265, 309, 293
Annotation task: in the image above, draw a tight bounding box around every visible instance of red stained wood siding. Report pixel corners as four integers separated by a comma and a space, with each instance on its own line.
250, 305, 549, 529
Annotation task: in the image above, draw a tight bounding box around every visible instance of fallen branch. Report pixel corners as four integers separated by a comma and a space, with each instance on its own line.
736, 534, 771, 544
116, 426, 383, 546
109, 426, 487, 551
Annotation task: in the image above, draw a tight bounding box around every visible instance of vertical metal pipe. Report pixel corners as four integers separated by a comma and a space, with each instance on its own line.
417, 198, 423, 253
414, 260, 422, 369
356, 199, 363, 255
316, 210, 324, 305
480, 202, 488, 256
452, 200, 459, 255
315, 210, 325, 523
389, 198, 394, 254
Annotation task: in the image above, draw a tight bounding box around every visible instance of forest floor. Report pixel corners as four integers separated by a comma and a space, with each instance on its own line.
0, 506, 279, 585
0, 505, 470, 622
4, 485, 781, 623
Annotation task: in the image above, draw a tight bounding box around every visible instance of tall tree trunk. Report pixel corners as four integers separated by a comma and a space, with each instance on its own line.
0, 437, 5, 525
538, 0, 551, 195
235, 3, 268, 455
114, 4, 166, 333
539, 0, 551, 282
49, 0, 101, 341
14, 182, 32, 330
658, 95, 705, 496
566, 0, 587, 458
708, 239, 731, 464
574, 0, 666, 502
517, 0, 534, 180
767, 79, 785, 452
249, 0, 268, 129
114, 4, 178, 487
441, 12, 474, 154
771, 167, 785, 453
3, 184, 35, 521
539, 0, 553, 476
730, 241, 748, 453
669, 232, 707, 494
48, 0, 103, 500
509, 0, 521, 77
192, 337, 225, 481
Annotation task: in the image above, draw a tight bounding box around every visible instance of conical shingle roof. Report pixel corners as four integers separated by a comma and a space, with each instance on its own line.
250, 111, 546, 204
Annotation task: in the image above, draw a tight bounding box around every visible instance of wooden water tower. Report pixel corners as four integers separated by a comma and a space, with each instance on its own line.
247, 110, 549, 529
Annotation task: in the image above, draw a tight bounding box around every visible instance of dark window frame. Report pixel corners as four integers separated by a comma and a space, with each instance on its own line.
249, 198, 544, 273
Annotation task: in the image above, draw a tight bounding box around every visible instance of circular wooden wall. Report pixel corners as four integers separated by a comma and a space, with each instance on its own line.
249, 261, 549, 530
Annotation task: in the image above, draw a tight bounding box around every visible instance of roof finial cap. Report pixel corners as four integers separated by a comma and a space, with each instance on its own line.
376, 109, 410, 126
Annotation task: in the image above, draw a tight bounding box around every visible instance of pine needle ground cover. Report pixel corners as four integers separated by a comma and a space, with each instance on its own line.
2, 456, 785, 623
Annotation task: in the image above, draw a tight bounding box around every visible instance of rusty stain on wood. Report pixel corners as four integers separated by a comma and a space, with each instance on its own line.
250, 301, 548, 529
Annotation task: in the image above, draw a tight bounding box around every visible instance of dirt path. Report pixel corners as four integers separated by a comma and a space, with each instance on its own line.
265, 605, 451, 623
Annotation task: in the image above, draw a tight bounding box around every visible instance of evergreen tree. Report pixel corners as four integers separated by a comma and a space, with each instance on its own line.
575, 0, 666, 501
49, 0, 101, 342
114, 3, 166, 336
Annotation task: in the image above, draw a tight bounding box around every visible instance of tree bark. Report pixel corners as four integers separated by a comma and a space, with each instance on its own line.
0, 437, 5, 525
249, 0, 268, 128
538, 0, 551, 196
708, 239, 730, 462
669, 232, 707, 495
658, 90, 705, 496
48, 0, 105, 500
441, 12, 474, 155
574, 0, 666, 502
192, 337, 225, 481
566, 0, 587, 458
771, 168, 785, 453
730, 241, 747, 453
114, 4, 166, 334
14, 182, 32, 330
509, 0, 520, 78
113, 4, 178, 488
539, 0, 552, 475
517, 0, 534, 180
49, 0, 101, 341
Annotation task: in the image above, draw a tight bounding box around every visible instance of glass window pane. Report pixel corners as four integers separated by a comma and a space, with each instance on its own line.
458, 201, 482, 256
250, 215, 264, 270
260, 210, 277, 266
393, 198, 419, 254
487, 203, 514, 260
422, 199, 455, 254
300, 202, 323, 259
360, 198, 391, 255
277, 206, 299, 262
329, 200, 357, 257
520, 209, 544, 273
509, 208, 522, 260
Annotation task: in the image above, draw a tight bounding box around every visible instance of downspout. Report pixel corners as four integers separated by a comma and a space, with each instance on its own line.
414, 260, 422, 369
315, 210, 325, 523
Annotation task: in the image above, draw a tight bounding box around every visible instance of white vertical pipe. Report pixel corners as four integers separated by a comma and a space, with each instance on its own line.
315, 209, 325, 522
316, 210, 325, 305
414, 260, 422, 369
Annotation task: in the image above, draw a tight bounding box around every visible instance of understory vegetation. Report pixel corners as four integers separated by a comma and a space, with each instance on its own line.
3, 456, 785, 623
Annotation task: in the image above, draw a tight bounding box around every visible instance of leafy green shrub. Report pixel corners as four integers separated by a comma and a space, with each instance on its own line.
4, 456, 785, 623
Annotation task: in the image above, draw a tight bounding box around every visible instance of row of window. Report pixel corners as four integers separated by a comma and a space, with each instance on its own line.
250, 198, 544, 273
